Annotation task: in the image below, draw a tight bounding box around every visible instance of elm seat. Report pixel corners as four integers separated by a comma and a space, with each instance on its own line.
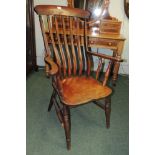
62, 76, 112, 105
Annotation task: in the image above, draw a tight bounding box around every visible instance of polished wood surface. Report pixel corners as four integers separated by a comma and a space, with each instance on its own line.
44, 56, 58, 75
35, 5, 120, 150
34, 5, 90, 18
87, 50, 123, 62
62, 76, 112, 105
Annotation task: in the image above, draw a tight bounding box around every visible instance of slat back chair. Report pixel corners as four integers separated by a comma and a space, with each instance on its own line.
35, 5, 121, 150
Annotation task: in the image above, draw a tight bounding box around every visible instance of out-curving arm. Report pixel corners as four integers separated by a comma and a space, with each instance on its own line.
44, 56, 59, 76
87, 51, 123, 62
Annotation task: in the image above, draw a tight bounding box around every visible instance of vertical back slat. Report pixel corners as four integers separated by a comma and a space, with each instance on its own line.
62, 16, 72, 76
76, 18, 83, 75
96, 58, 104, 80
84, 20, 91, 76
70, 17, 77, 75
39, 15, 51, 56
36, 6, 91, 79
55, 16, 67, 77
47, 15, 61, 70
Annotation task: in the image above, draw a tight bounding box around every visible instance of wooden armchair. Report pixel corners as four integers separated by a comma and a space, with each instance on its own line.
34, 5, 122, 150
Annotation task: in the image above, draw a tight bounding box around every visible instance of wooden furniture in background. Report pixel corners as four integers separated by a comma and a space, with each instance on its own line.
67, 0, 74, 7
65, 0, 126, 85
26, 0, 38, 75
35, 5, 122, 150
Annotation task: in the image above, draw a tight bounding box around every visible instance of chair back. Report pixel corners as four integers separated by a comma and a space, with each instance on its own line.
35, 5, 91, 78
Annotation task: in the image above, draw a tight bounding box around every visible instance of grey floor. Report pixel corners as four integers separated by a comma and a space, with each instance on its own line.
27, 70, 129, 155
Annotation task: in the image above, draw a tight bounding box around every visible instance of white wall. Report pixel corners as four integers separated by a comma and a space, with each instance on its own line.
34, 0, 129, 74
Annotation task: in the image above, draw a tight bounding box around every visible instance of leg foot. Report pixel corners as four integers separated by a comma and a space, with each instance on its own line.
112, 80, 116, 86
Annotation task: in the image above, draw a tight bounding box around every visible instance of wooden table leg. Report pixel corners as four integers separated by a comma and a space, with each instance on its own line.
112, 60, 120, 86
112, 40, 124, 86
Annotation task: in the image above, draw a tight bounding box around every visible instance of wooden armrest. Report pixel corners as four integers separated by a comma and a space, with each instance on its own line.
44, 56, 58, 75
87, 51, 123, 62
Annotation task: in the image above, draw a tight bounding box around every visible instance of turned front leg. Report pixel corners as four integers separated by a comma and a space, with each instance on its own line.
63, 105, 71, 150
105, 96, 111, 128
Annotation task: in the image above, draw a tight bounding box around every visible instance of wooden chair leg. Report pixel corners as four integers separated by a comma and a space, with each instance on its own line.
105, 96, 111, 128
48, 91, 56, 112
63, 105, 71, 150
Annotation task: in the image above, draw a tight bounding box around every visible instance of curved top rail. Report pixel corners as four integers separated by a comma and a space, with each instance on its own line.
34, 5, 90, 18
